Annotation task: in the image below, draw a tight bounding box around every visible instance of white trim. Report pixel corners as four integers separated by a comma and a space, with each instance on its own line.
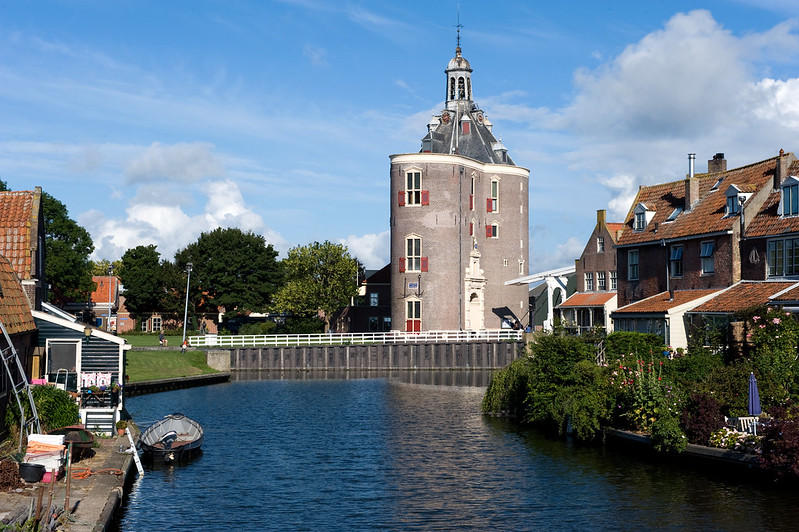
390, 153, 530, 178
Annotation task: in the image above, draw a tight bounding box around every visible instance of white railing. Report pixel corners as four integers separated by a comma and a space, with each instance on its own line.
187, 329, 524, 348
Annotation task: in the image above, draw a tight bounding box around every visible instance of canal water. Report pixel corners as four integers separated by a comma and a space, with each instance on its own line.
117, 372, 799, 531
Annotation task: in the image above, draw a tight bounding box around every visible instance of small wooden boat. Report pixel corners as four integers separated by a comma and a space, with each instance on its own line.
138, 413, 203, 463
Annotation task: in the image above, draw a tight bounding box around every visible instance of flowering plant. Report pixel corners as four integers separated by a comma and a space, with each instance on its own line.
708, 427, 761, 454
611, 353, 683, 431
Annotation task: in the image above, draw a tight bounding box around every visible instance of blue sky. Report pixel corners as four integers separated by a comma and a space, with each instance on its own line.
4, 1, 799, 272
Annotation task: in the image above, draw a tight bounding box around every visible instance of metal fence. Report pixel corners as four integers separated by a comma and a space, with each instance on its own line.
188, 329, 524, 348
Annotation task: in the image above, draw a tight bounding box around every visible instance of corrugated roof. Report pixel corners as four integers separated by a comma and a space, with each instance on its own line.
618, 157, 777, 246
558, 292, 615, 307
613, 289, 718, 314
0, 255, 35, 335
690, 281, 797, 313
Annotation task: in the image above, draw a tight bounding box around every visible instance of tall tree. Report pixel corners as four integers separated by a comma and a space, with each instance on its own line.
272, 241, 360, 332
43, 192, 95, 305
118, 245, 163, 314
175, 227, 281, 315
90, 259, 122, 276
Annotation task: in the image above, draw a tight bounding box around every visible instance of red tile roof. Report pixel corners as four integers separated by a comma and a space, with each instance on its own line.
689, 281, 797, 313
613, 289, 718, 314
0, 191, 40, 280
0, 255, 35, 335
90, 275, 118, 304
744, 158, 799, 238
617, 157, 778, 247
769, 284, 799, 303
558, 292, 615, 307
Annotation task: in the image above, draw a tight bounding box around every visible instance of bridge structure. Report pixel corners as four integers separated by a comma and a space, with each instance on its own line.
192, 330, 527, 372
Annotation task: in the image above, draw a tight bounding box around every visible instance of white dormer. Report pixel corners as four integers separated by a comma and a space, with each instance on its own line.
725, 184, 751, 216
781, 175, 799, 216
633, 202, 655, 231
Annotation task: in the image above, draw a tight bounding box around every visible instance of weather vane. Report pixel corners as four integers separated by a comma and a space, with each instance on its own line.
456, 4, 463, 48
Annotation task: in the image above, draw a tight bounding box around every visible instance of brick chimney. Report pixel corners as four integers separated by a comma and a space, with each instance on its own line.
775, 148, 790, 191
708, 153, 726, 173
596, 209, 606, 227
685, 153, 699, 211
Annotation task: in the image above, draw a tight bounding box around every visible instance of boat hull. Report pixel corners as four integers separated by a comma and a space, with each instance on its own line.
138, 413, 204, 464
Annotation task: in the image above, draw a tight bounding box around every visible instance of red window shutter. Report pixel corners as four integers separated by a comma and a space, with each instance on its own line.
486, 225, 492, 238
462, 122, 470, 134
486, 198, 492, 212
469, 195, 474, 210
421, 257, 428, 272
399, 257, 406, 272
406, 320, 413, 332
398, 191, 405, 206
469, 222, 474, 236
421, 190, 429, 205
414, 320, 421, 332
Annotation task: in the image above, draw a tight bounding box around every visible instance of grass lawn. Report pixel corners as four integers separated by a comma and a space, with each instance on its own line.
125, 350, 218, 382
121, 334, 199, 348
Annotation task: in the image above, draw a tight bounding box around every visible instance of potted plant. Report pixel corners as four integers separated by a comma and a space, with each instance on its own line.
116, 420, 127, 436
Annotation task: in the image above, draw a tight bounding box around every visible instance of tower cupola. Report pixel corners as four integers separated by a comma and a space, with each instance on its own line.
445, 45, 473, 111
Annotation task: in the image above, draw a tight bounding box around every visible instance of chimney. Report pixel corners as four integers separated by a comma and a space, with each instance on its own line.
775, 148, 790, 191
708, 153, 727, 173
685, 153, 699, 211
596, 209, 606, 227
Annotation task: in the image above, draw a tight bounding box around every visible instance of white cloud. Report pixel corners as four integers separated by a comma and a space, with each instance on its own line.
303, 44, 329, 67
125, 142, 224, 183
339, 230, 389, 270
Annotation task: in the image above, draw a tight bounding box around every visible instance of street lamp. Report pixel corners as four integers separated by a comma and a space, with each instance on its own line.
107, 266, 114, 331
182, 263, 193, 345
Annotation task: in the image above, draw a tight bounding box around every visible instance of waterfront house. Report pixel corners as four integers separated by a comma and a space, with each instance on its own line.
0, 188, 46, 310
557, 210, 623, 334
332, 265, 392, 333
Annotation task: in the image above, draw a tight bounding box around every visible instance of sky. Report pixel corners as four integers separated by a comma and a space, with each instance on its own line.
4, 1, 799, 273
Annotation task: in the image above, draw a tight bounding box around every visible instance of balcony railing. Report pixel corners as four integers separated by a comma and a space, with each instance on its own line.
186, 329, 524, 348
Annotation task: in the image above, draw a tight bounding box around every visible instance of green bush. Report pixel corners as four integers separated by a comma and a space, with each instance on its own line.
5, 385, 79, 435
650, 413, 687, 453
605, 331, 665, 361
482, 356, 533, 416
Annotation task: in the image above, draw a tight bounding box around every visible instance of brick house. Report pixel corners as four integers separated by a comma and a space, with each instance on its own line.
612, 152, 787, 348
0, 188, 46, 310
331, 265, 392, 333
557, 210, 623, 334
389, 43, 529, 331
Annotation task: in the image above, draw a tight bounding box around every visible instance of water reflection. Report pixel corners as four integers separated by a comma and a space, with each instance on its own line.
233, 369, 495, 386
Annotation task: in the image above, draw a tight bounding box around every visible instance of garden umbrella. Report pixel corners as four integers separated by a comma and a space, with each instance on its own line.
748, 372, 761, 435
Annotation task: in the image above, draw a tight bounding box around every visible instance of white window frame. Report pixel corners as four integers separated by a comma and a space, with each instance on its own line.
489, 178, 499, 213
584, 272, 594, 291
406, 236, 422, 272
670, 245, 683, 277
406, 170, 422, 205
610, 270, 617, 290
768, 237, 799, 277
369, 292, 379, 307
781, 176, 799, 216
152, 316, 162, 332
597, 271, 606, 291
597, 236, 605, 253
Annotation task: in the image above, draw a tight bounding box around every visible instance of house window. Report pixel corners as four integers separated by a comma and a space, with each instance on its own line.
700, 241, 715, 274
487, 179, 499, 212
585, 273, 594, 291
597, 271, 606, 291
406, 236, 422, 272
670, 245, 683, 277
369, 293, 379, 307
634, 212, 646, 231
597, 236, 605, 253
486, 222, 498, 238
768, 237, 799, 276
610, 271, 617, 290
783, 179, 799, 216
383, 317, 392, 331
518, 260, 525, 275
628, 250, 639, 280
665, 206, 683, 222
470, 176, 475, 210
406, 171, 421, 205
151, 316, 162, 332
406, 299, 421, 332
726, 195, 740, 215
369, 316, 379, 331
141, 320, 148, 332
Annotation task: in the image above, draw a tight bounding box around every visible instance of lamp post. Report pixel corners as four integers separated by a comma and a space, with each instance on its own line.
182, 263, 193, 345
107, 266, 114, 331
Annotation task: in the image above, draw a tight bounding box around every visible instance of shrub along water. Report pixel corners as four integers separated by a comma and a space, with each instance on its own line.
482, 309, 799, 480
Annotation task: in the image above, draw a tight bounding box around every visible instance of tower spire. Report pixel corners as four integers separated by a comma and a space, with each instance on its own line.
456, 5, 462, 50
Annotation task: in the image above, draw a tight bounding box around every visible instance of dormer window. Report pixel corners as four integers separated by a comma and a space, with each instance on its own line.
781, 176, 799, 216
725, 184, 751, 216
665, 206, 683, 222
632, 203, 654, 231
461, 115, 471, 135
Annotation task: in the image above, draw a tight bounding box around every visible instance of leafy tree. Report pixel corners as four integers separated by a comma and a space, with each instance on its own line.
43, 192, 95, 305
272, 241, 360, 332
118, 245, 164, 314
91, 258, 122, 276
175, 227, 281, 315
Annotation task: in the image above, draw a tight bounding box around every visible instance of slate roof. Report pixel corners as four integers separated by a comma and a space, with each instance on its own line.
617, 157, 779, 247
0, 255, 35, 335
613, 289, 718, 314
558, 292, 615, 308
0, 190, 41, 281
689, 281, 797, 313
423, 108, 515, 165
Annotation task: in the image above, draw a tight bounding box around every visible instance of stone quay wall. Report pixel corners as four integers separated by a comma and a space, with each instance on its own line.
206, 340, 525, 372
